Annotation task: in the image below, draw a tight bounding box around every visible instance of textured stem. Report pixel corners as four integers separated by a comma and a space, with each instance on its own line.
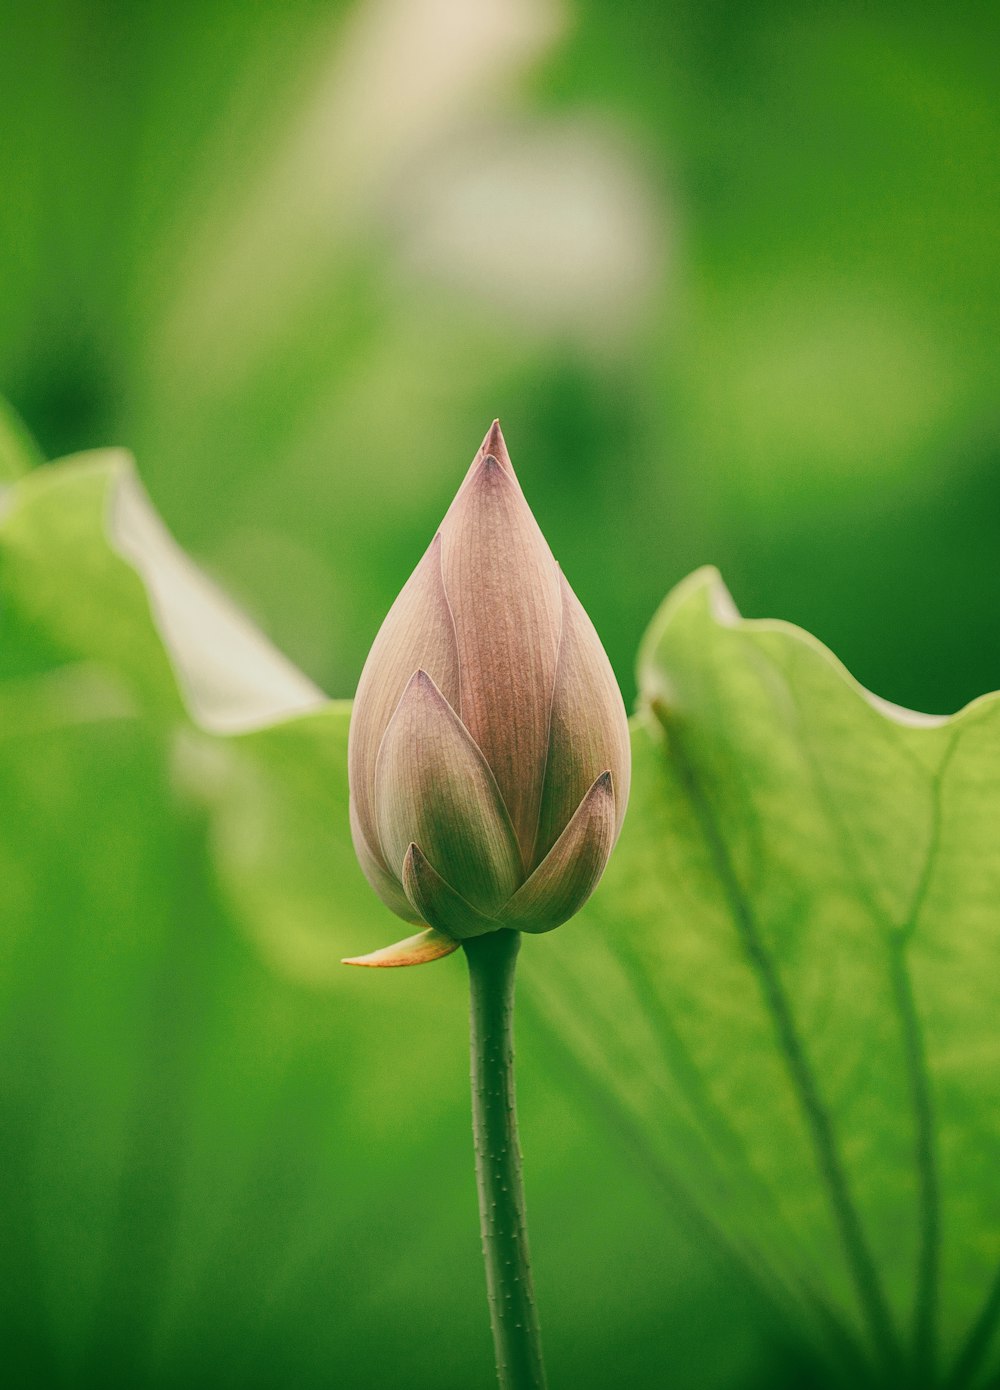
464, 930, 547, 1390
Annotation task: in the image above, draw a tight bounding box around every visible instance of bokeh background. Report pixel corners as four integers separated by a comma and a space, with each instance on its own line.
1, 1, 998, 1387
4, 0, 1000, 716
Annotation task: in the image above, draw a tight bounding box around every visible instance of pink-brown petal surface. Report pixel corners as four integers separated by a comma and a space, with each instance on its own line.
532, 573, 631, 867
349, 797, 421, 923
348, 534, 459, 868
502, 771, 616, 933
440, 451, 562, 866
374, 670, 522, 915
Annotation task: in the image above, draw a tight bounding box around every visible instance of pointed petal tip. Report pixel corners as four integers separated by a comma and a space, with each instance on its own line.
402, 840, 424, 879
482, 416, 505, 451
477, 419, 513, 474
403, 667, 439, 701
469, 452, 507, 488
452, 420, 515, 497
463, 446, 530, 512
594, 770, 617, 813
406, 667, 455, 714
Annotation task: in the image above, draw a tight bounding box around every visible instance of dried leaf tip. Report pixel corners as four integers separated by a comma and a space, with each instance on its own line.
341, 927, 459, 968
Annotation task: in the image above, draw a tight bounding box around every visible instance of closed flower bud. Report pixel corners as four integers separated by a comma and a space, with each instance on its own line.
345, 422, 630, 965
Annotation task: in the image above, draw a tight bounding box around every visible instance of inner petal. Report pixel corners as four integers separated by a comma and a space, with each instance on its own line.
440, 455, 562, 865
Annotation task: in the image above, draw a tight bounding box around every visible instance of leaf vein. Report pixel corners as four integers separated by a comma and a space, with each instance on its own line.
654, 699, 903, 1378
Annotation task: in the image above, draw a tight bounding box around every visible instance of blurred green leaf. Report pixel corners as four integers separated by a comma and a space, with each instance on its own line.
0, 452, 797, 1389
0, 398, 42, 481
7, 443, 999, 1388
525, 569, 1000, 1386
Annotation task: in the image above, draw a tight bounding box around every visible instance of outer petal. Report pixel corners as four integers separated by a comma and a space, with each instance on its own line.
532, 573, 631, 867
342, 927, 459, 968
349, 797, 421, 924
402, 843, 499, 940
440, 445, 562, 865
374, 671, 522, 914
348, 533, 459, 872
502, 772, 616, 933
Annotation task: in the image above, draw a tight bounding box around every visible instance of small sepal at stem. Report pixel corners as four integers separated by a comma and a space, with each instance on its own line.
341, 927, 459, 968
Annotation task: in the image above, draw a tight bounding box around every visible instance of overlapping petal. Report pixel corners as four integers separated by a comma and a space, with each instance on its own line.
348, 534, 459, 869
349, 798, 421, 923
374, 670, 522, 915
532, 574, 631, 867
502, 772, 617, 933
402, 843, 499, 940
439, 446, 562, 865
346, 422, 631, 958
445, 418, 515, 505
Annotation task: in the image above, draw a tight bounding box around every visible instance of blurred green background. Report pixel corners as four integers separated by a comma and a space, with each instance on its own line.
4, 0, 999, 716
1, 1, 998, 1387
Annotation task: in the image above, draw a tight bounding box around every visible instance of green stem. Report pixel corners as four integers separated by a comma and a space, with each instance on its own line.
464, 930, 548, 1390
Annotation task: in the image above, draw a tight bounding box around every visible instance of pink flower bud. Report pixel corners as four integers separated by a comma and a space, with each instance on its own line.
347, 422, 630, 962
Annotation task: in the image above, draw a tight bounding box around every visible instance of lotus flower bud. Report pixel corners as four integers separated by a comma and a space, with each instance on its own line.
346, 422, 630, 964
